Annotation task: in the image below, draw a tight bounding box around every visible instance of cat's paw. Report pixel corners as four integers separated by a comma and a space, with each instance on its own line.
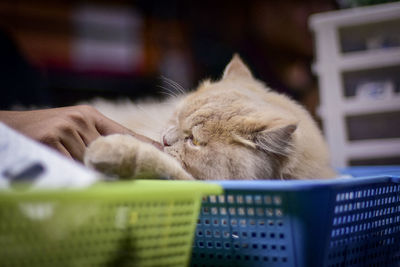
85, 134, 195, 180
84, 134, 138, 178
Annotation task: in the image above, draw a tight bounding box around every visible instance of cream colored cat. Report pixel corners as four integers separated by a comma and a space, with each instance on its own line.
84, 55, 336, 180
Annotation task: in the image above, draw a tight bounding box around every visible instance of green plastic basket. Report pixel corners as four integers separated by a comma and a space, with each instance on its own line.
0, 180, 222, 267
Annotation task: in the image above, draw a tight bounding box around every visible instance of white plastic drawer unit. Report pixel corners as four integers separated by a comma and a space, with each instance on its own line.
342, 65, 400, 99
309, 2, 400, 168
345, 111, 400, 141
339, 17, 400, 53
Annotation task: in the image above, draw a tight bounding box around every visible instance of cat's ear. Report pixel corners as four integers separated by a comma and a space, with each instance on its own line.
253, 124, 297, 157
223, 54, 253, 80
232, 119, 297, 157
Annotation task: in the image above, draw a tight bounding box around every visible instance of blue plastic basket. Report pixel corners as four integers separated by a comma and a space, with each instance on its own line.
191, 166, 400, 267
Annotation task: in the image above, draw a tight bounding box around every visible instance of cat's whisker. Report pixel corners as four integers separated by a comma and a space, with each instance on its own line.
167, 79, 186, 95
159, 90, 178, 99
160, 76, 186, 95
159, 83, 178, 97
157, 85, 179, 98
162, 82, 183, 96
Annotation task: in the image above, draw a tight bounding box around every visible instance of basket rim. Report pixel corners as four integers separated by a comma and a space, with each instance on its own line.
0, 179, 223, 201
204, 175, 399, 191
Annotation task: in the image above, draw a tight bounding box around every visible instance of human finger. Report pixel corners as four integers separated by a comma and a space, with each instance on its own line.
59, 130, 87, 161
78, 124, 101, 146
94, 115, 134, 136
54, 142, 73, 159
94, 115, 163, 150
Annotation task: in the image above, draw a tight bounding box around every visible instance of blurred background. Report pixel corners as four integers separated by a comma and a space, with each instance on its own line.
0, 0, 338, 113
1, 0, 399, 167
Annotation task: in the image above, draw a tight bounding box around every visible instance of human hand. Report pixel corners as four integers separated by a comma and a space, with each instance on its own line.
0, 105, 162, 161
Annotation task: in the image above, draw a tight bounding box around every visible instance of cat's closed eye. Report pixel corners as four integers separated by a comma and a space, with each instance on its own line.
185, 135, 200, 147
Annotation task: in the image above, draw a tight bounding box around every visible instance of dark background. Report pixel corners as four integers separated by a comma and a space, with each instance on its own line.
0, 0, 337, 118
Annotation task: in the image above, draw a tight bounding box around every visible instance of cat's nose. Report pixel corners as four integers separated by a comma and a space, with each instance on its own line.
163, 135, 171, 147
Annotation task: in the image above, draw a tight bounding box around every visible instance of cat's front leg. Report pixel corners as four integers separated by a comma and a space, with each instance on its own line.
84, 134, 194, 180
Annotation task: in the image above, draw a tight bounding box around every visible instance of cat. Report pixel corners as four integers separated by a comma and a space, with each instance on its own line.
84, 55, 336, 180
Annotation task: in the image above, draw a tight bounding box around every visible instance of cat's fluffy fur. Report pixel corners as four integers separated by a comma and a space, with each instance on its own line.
85, 55, 336, 180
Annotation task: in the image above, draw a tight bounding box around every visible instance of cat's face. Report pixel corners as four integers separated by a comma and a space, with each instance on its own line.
162, 55, 297, 180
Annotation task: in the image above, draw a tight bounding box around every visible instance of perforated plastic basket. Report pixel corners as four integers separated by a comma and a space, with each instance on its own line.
0, 180, 222, 267
191, 166, 400, 267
